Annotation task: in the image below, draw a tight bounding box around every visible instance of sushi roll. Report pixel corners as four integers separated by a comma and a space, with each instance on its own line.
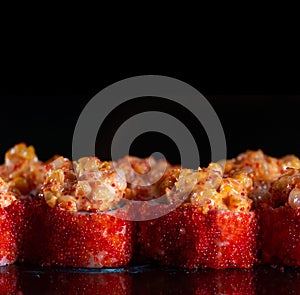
22, 156, 135, 268
114, 156, 181, 262
224, 150, 300, 267
260, 168, 300, 266
138, 163, 258, 269
0, 143, 46, 265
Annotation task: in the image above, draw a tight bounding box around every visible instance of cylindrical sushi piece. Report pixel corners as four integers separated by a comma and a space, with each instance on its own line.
260, 168, 300, 266
114, 156, 180, 263
0, 174, 29, 266
0, 143, 46, 265
23, 156, 135, 268
138, 163, 259, 269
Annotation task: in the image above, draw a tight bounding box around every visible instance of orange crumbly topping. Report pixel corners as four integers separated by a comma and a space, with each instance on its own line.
0, 176, 16, 208
0, 143, 45, 196
224, 150, 300, 204
270, 168, 300, 208
5, 143, 300, 213
160, 163, 253, 214
42, 156, 127, 212
115, 156, 172, 200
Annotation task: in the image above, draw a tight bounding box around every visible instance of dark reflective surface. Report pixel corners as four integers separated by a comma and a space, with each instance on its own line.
1, 264, 300, 295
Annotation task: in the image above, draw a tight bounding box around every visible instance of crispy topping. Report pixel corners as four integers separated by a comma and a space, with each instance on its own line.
115, 156, 171, 200
7, 143, 300, 213
225, 150, 281, 182
116, 157, 253, 213
270, 168, 300, 208
42, 156, 127, 212
0, 176, 16, 208
0, 143, 45, 196
161, 163, 252, 213
157, 167, 181, 197
225, 150, 300, 206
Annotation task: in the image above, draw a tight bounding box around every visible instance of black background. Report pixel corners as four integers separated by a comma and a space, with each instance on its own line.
1, 53, 300, 167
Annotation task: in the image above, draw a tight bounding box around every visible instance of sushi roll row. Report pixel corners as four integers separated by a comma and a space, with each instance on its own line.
133, 151, 300, 269
2, 144, 300, 269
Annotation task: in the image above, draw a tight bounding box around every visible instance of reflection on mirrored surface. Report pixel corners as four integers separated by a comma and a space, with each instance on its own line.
130, 266, 256, 295
1, 264, 300, 294
0, 265, 18, 294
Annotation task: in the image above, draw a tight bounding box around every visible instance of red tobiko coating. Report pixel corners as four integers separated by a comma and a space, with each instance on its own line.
260, 206, 300, 266
5, 199, 28, 257
21, 199, 135, 268
138, 205, 258, 269
0, 199, 27, 266
0, 208, 17, 266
